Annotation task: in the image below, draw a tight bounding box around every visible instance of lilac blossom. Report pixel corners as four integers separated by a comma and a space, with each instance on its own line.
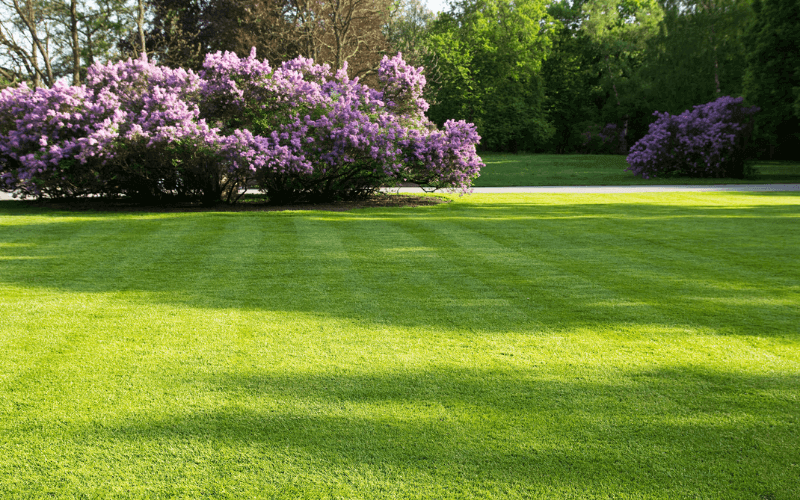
0, 50, 483, 203
626, 96, 758, 179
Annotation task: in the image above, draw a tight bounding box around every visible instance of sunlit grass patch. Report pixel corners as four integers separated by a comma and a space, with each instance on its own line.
0, 192, 798, 499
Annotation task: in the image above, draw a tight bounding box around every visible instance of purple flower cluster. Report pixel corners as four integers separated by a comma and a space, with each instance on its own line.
0, 50, 483, 202
626, 96, 758, 179
378, 53, 429, 116
0, 80, 120, 197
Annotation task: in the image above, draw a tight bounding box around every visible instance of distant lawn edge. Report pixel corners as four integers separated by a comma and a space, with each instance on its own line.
473, 153, 800, 187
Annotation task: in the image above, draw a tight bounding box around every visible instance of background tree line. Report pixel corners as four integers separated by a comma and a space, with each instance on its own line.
1, 0, 796, 159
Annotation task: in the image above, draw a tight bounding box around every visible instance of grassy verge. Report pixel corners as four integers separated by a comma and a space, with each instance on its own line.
473, 153, 800, 187
1, 193, 798, 499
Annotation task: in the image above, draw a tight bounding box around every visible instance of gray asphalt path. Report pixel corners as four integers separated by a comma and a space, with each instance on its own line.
381, 184, 800, 194
2, 184, 799, 201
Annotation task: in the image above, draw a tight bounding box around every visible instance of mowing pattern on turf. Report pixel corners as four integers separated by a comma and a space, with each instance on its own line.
0, 192, 798, 499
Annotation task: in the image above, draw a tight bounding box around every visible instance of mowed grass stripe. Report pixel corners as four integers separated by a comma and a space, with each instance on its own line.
0, 214, 180, 396
474, 153, 800, 186
388, 197, 800, 496
0, 215, 242, 435
0, 214, 330, 496
334, 204, 798, 427
0, 194, 799, 499
388, 200, 672, 335
330, 210, 544, 335
431, 193, 799, 338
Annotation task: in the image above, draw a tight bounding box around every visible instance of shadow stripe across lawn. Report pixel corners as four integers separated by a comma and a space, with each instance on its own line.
0, 192, 798, 499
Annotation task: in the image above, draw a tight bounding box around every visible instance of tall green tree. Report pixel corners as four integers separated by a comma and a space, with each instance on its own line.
581, 0, 664, 152
744, 0, 800, 159
692, 0, 751, 98
542, 0, 604, 153
425, 0, 556, 152
635, 0, 750, 115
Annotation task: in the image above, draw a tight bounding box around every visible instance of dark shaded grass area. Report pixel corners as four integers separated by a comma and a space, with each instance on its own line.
473, 154, 800, 187
3, 195, 796, 336
0, 192, 798, 499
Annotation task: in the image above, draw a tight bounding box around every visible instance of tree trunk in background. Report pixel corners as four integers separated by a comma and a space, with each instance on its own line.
709, 22, 721, 95
699, 0, 722, 95
70, 0, 80, 84
85, 31, 94, 67
607, 57, 629, 154
310, 0, 390, 80
14, 0, 54, 86
137, 0, 146, 56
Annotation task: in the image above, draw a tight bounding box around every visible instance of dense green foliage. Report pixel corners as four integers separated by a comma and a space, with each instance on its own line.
4, 0, 796, 159
541, 0, 605, 153
580, 0, 664, 153
424, 0, 555, 152
420, 0, 797, 159
2, 192, 799, 498
743, 0, 800, 160
638, 0, 750, 116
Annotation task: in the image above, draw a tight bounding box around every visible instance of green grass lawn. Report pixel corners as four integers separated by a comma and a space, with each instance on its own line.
1, 192, 799, 499
473, 153, 800, 187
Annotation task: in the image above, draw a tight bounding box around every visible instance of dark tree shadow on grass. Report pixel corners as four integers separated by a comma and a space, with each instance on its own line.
67, 366, 800, 498
2, 197, 799, 497
1, 198, 798, 338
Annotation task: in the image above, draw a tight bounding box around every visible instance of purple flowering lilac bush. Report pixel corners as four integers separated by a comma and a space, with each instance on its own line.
0, 50, 483, 203
0, 58, 223, 202
0, 81, 117, 198
626, 96, 759, 179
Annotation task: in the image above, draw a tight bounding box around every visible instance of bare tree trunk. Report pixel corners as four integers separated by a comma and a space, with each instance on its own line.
620, 115, 629, 154
32, 37, 39, 88
330, 0, 356, 71
606, 56, 628, 154
137, 0, 146, 56
303, 0, 389, 78
713, 50, 720, 95
15, 0, 54, 86
85, 30, 94, 66
700, 0, 721, 95
27, 0, 38, 88
710, 28, 721, 95
332, 0, 343, 70
70, 0, 80, 84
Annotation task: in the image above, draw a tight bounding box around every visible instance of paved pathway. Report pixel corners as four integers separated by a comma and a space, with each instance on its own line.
2, 184, 799, 201
382, 184, 800, 194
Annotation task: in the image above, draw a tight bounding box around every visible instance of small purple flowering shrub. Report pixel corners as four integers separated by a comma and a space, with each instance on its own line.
626, 96, 759, 179
0, 50, 483, 203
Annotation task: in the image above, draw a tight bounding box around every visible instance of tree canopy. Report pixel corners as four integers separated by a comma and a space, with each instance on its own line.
0, 0, 794, 158
744, 0, 800, 159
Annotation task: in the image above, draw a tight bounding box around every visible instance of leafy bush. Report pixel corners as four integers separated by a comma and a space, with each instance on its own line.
0, 59, 233, 202
626, 96, 759, 179
579, 123, 622, 155
201, 50, 482, 203
86, 57, 227, 203
0, 80, 118, 199
0, 51, 483, 204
